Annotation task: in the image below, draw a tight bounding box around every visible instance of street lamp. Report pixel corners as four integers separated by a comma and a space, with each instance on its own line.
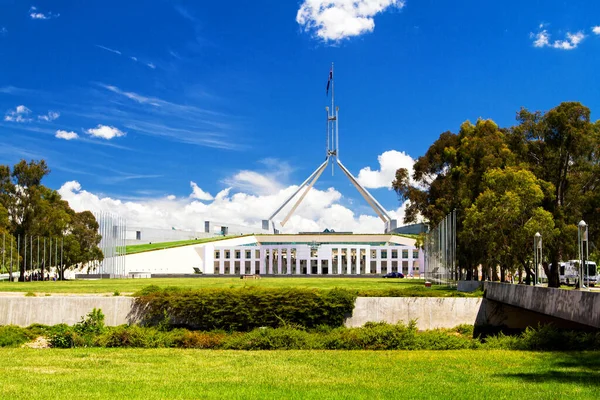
534, 232, 542, 286
578, 220, 588, 290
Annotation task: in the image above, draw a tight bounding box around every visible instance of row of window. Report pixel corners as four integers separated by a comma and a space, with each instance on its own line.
214, 248, 420, 260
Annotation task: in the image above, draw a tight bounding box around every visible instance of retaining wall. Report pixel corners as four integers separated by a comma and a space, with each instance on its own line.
0, 295, 482, 330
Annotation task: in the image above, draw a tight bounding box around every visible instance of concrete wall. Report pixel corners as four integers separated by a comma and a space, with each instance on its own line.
0, 295, 482, 329
345, 297, 482, 330
0, 296, 135, 327
484, 282, 600, 328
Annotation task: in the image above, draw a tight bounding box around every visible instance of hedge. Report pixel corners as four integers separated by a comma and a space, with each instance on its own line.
133, 287, 357, 331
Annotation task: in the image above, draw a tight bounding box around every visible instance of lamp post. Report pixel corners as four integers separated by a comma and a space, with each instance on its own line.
534, 232, 542, 286
578, 220, 588, 290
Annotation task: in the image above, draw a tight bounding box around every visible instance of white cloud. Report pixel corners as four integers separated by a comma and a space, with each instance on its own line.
96, 45, 122, 55
146, 62, 156, 69
297, 0, 406, 42
55, 130, 79, 140
167, 195, 176, 200
38, 111, 60, 121
593, 26, 600, 35
190, 181, 214, 201
356, 150, 415, 189
531, 28, 585, 50
29, 6, 59, 20
58, 151, 413, 233
4, 105, 32, 122
0, 27, 7, 35
85, 125, 126, 140
531, 30, 550, 48
552, 31, 585, 50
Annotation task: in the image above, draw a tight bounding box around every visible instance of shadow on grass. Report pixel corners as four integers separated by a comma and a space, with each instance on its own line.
496, 352, 600, 386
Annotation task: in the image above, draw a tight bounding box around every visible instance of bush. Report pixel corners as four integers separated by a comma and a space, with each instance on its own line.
482, 325, 600, 351
0, 325, 31, 347
134, 287, 357, 331
222, 327, 316, 350
171, 330, 226, 349
49, 324, 87, 348
95, 325, 179, 348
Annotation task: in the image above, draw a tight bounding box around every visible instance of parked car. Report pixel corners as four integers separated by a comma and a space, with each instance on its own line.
382, 272, 405, 278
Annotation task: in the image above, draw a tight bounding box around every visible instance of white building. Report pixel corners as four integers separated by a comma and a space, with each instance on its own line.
125, 233, 424, 277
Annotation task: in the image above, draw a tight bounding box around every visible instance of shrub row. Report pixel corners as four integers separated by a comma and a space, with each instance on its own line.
133, 286, 357, 331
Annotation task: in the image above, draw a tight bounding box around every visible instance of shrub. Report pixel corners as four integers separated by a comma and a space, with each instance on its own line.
222, 327, 316, 350
49, 324, 85, 348
134, 287, 357, 331
95, 325, 178, 348
0, 326, 31, 347
74, 308, 105, 336
171, 330, 227, 349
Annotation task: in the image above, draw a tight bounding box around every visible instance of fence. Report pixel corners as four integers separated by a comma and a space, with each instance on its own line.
424, 209, 457, 286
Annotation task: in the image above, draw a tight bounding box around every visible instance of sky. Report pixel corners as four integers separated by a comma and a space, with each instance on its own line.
1, 0, 600, 233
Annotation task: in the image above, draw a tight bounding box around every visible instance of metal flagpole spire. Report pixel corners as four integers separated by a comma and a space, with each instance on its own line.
264, 63, 397, 233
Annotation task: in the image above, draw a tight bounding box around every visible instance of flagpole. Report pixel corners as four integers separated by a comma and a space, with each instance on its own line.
331, 62, 335, 175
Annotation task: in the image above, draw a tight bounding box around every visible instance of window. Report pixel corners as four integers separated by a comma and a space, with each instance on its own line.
136, 231, 141, 240
215, 251, 220, 259
402, 249, 409, 259
235, 251, 241, 259
225, 251, 230, 259
246, 250, 252, 259
413, 250, 419, 259
391, 250, 398, 259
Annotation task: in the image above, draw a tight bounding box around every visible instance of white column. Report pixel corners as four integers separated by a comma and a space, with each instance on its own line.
295, 252, 300, 275
277, 248, 283, 275
376, 249, 381, 274
219, 254, 224, 275
365, 247, 371, 275
267, 249, 273, 275
408, 247, 413, 277
337, 248, 342, 275
355, 247, 361, 275
386, 248, 392, 274
259, 248, 267, 275
317, 259, 322, 275
240, 249, 246, 275
346, 247, 351, 275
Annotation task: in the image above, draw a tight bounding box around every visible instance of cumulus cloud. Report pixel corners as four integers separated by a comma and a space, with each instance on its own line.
57, 151, 414, 233
0, 27, 7, 35
4, 105, 32, 122
297, 0, 406, 42
531, 28, 585, 50
356, 150, 415, 189
55, 130, 79, 140
29, 6, 59, 20
190, 181, 214, 201
86, 125, 126, 140
38, 111, 60, 121
593, 26, 600, 35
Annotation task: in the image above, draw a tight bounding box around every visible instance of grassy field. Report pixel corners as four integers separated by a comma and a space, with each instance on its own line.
124, 236, 241, 255
0, 277, 478, 296
0, 349, 597, 399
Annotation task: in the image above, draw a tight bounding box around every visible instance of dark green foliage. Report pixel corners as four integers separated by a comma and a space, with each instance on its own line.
134, 287, 357, 331
222, 327, 315, 350
49, 309, 106, 348
95, 325, 176, 348
482, 324, 600, 351
0, 325, 31, 347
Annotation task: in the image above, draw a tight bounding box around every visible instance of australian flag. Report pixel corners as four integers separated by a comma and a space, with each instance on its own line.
326, 67, 333, 96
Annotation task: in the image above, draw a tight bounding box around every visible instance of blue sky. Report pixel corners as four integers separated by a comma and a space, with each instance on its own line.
1, 1, 600, 232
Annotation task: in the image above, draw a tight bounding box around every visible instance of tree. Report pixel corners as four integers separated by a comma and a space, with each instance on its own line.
508, 102, 600, 287
0, 159, 103, 280
462, 168, 557, 283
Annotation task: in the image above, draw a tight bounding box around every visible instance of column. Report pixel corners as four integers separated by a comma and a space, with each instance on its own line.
365, 247, 371, 275
317, 259, 322, 275
408, 247, 413, 277
219, 254, 225, 275
277, 248, 283, 275
259, 248, 267, 275
346, 247, 351, 275
268, 249, 274, 275
356, 247, 361, 275
240, 249, 246, 275
337, 248, 342, 275
376, 249, 381, 274
386, 248, 392, 274
295, 253, 300, 275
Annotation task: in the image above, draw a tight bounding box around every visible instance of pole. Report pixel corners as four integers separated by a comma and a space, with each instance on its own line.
17, 235, 20, 281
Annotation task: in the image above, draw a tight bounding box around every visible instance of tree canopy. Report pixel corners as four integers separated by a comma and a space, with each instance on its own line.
394, 102, 600, 287
0, 160, 103, 280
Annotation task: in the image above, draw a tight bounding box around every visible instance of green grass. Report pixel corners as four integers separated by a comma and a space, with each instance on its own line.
124, 235, 244, 255
0, 349, 597, 399
0, 277, 478, 296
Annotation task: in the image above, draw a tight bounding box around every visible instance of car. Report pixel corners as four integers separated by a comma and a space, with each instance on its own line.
382, 272, 405, 278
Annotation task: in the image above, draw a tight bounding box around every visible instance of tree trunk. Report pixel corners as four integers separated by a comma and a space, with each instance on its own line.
500, 266, 506, 283
548, 250, 561, 288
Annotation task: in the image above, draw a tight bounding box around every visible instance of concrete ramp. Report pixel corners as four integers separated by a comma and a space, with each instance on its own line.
484, 282, 600, 329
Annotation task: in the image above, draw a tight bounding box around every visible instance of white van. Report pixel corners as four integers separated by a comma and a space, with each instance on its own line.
559, 260, 597, 286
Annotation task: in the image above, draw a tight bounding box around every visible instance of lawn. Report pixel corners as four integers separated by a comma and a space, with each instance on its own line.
124, 236, 242, 255
0, 277, 477, 296
0, 349, 597, 399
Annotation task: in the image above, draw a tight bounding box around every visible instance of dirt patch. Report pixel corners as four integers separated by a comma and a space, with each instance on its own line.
22, 336, 50, 349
